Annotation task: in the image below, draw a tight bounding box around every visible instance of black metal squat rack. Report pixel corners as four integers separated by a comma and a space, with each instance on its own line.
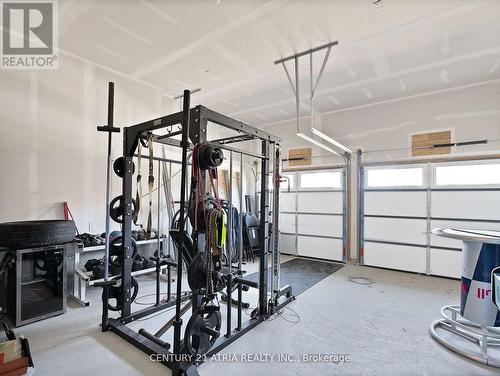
98, 90, 294, 376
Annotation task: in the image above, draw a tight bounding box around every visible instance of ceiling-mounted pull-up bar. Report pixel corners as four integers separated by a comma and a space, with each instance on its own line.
274, 40, 352, 156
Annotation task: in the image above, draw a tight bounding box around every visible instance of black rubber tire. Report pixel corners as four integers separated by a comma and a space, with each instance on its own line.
0, 220, 76, 249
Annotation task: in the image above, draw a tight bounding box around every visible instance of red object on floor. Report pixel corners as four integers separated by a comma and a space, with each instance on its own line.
0, 356, 29, 376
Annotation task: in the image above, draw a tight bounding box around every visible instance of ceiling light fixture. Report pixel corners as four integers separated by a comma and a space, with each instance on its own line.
297, 132, 341, 156
275, 41, 352, 156
311, 128, 352, 153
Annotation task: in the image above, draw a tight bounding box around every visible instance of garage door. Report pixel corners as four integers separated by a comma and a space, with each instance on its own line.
279, 167, 347, 262
359, 157, 500, 278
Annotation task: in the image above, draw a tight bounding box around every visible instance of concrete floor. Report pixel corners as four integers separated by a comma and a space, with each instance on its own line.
15, 261, 499, 376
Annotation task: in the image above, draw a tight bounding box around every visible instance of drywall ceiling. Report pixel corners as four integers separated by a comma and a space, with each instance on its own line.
59, 0, 500, 126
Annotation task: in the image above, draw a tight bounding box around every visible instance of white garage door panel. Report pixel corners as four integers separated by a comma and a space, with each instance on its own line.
430, 248, 461, 278
279, 213, 295, 234
432, 191, 500, 220
298, 214, 342, 237
280, 234, 296, 255
298, 236, 343, 261
297, 192, 342, 213
364, 191, 426, 217
430, 220, 500, 248
280, 192, 295, 212
364, 242, 426, 273
364, 217, 427, 245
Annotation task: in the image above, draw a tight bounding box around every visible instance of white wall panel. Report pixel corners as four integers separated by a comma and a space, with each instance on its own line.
364, 242, 426, 273
365, 217, 427, 245
431, 220, 500, 249
298, 214, 342, 237
430, 248, 461, 278
280, 192, 296, 212
364, 191, 426, 217
280, 234, 296, 255
297, 236, 343, 261
0, 55, 175, 233
297, 191, 342, 213
280, 213, 295, 234
432, 191, 500, 220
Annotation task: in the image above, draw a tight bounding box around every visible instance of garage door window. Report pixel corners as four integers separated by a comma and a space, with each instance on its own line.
366, 167, 423, 188
299, 171, 341, 189
435, 163, 500, 186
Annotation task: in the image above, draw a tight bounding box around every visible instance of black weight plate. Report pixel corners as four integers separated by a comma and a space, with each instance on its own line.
187, 253, 207, 295
210, 148, 224, 166
198, 145, 224, 170
110, 196, 137, 224
107, 277, 139, 311
109, 236, 138, 257
184, 309, 221, 355
187, 253, 224, 295
113, 157, 135, 178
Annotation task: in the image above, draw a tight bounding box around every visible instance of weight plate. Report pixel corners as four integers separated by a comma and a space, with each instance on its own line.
198, 144, 224, 170
187, 253, 208, 295
110, 196, 136, 224
109, 236, 137, 257
107, 277, 139, 312
113, 157, 135, 178
184, 309, 221, 355
187, 253, 224, 295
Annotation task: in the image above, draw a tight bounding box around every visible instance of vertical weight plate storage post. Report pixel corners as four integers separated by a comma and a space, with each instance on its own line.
226, 150, 233, 337
259, 140, 270, 316
121, 130, 134, 318
271, 143, 281, 302
173, 90, 191, 356
238, 152, 244, 329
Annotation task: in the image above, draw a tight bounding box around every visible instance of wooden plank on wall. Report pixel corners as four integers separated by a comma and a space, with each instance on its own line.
412, 131, 451, 157
218, 169, 229, 199
288, 147, 312, 166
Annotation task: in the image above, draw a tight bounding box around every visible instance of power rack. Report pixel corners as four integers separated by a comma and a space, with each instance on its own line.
98, 90, 294, 376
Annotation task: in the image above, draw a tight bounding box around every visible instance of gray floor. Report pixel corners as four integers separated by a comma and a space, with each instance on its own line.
15, 261, 499, 376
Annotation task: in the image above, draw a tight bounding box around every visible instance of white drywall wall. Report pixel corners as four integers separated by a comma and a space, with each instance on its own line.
0, 53, 175, 234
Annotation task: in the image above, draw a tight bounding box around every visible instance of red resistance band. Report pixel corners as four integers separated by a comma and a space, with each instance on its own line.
191, 144, 222, 234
